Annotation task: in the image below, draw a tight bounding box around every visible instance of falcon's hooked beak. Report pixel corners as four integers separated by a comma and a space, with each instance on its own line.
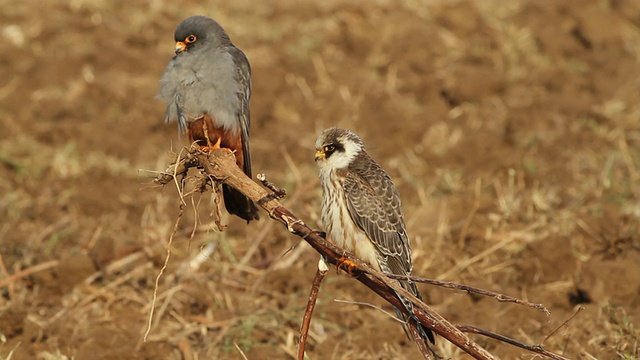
175, 41, 187, 54
314, 149, 325, 162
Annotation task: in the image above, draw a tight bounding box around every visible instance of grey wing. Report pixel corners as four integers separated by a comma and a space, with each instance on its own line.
343, 160, 413, 276
345, 161, 434, 344
229, 46, 253, 177
158, 59, 188, 134
172, 92, 188, 134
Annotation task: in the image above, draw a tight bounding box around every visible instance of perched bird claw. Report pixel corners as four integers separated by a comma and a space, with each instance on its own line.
336, 257, 358, 276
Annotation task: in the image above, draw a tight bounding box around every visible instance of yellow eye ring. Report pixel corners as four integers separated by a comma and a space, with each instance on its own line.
324, 145, 335, 152
185, 35, 197, 43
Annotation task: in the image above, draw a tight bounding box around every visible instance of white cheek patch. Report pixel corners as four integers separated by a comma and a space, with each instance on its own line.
327, 152, 351, 169
327, 137, 362, 169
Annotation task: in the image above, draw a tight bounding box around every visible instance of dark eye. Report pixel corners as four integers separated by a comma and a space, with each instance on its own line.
185, 35, 197, 43
324, 145, 335, 153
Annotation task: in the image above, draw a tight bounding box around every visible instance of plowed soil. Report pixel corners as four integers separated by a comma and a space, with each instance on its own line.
1, 0, 639, 359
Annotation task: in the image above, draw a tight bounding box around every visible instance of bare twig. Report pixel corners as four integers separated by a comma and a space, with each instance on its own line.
144, 203, 185, 341
209, 178, 227, 232
257, 173, 287, 200
0, 258, 59, 290
332, 299, 405, 323
161, 147, 569, 360
190, 148, 493, 359
543, 306, 585, 344
178, 338, 194, 360
234, 342, 249, 360
155, 149, 197, 186
457, 325, 570, 360
297, 259, 329, 360
386, 274, 550, 314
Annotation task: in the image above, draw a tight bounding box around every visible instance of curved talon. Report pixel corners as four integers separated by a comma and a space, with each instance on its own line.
336, 257, 358, 275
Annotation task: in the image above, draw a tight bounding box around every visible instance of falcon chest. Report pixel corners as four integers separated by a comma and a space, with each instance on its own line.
320, 168, 382, 271
166, 50, 243, 131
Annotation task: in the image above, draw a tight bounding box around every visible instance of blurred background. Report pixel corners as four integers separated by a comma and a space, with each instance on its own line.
1, 0, 639, 359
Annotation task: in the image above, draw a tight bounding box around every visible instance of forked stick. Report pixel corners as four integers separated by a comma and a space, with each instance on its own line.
156, 148, 571, 360
297, 259, 329, 360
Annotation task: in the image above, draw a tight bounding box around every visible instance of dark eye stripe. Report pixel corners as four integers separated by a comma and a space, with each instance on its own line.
324, 143, 344, 158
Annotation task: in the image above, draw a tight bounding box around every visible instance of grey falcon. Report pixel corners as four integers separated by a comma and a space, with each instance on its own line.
314, 127, 434, 345
158, 15, 259, 222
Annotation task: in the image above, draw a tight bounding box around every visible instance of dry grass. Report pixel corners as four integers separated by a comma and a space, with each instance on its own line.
1, 0, 639, 359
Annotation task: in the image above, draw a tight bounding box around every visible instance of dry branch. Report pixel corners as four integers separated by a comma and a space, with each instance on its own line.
386, 274, 550, 314
0, 258, 59, 291
156, 148, 571, 360
297, 261, 328, 360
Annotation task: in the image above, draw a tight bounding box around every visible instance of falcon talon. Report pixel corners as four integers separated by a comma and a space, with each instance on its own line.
336, 257, 359, 276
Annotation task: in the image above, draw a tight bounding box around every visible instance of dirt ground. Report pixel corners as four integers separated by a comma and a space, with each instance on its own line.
1, 0, 639, 359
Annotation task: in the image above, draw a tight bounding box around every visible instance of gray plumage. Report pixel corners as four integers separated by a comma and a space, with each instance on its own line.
315, 127, 434, 344
158, 16, 258, 222
159, 18, 247, 129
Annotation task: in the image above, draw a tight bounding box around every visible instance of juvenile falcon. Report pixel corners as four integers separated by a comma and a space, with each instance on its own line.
314, 127, 434, 344
158, 16, 259, 222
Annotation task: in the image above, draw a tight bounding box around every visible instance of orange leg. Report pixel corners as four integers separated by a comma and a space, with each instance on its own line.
201, 124, 234, 154
198, 121, 222, 152
188, 116, 242, 167
336, 257, 358, 275
198, 136, 222, 153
